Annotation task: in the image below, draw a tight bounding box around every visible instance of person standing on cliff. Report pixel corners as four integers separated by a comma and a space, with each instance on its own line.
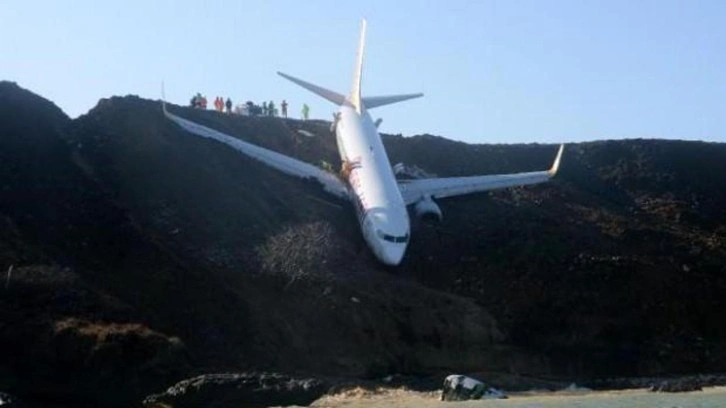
268, 100, 275, 116
301, 103, 309, 120
281, 100, 288, 118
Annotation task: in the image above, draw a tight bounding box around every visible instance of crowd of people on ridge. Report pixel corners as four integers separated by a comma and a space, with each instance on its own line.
189, 93, 310, 120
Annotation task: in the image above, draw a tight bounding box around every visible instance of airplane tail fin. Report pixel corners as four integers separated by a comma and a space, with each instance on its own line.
351, 20, 423, 111
277, 72, 348, 106
349, 19, 367, 113
277, 20, 366, 111
278, 19, 423, 112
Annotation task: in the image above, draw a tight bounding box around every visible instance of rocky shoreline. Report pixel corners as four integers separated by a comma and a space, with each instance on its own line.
3, 371, 725, 407
139, 371, 726, 408
588, 373, 726, 392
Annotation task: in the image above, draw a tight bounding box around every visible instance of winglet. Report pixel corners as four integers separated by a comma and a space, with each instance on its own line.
548, 144, 565, 176
161, 81, 168, 115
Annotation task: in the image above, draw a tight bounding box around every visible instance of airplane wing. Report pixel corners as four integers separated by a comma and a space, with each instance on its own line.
162, 104, 350, 199
398, 145, 564, 204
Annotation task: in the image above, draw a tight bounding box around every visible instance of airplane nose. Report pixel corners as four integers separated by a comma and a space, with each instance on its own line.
379, 243, 406, 266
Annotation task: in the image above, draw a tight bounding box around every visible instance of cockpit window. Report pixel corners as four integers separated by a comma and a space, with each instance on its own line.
376, 229, 409, 244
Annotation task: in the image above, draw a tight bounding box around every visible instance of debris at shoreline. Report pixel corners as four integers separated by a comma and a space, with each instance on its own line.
440, 374, 506, 401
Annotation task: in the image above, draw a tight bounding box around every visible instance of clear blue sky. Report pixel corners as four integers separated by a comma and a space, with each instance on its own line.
2, 1, 724, 143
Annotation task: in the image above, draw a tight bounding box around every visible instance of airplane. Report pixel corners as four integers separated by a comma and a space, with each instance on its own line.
162, 19, 564, 266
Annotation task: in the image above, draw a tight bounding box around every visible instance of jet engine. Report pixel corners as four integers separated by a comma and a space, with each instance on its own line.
413, 195, 442, 222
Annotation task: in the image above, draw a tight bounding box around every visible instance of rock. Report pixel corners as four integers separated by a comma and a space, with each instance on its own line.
650, 378, 703, 393
0, 392, 14, 406
563, 382, 591, 392
143, 372, 330, 408
440, 375, 506, 401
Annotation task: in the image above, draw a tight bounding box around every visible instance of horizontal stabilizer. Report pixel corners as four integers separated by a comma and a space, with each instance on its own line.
277, 72, 348, 106
362, 93, 424, 109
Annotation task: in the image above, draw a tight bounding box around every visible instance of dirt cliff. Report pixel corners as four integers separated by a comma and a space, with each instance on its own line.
1, 81, 725, 405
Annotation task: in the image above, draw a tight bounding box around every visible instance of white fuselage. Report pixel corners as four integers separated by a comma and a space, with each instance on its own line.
335, 104, 410, 265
